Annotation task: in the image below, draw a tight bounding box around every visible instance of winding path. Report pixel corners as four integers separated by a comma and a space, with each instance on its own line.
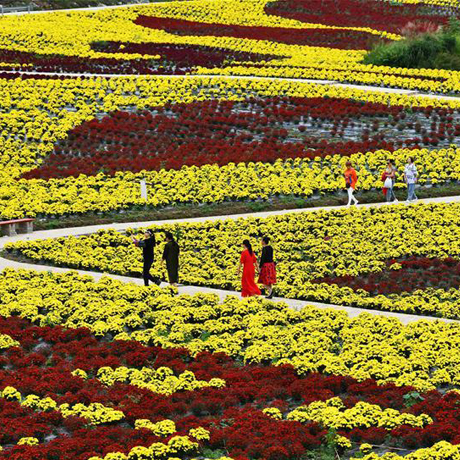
2, 194, 460, 325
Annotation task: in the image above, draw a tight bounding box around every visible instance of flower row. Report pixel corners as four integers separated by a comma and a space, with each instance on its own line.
134, 14, 384, 50
2, 268, 460, 391
313, 256, 460, 295
2, 387, 125, 425
92, 366, 226, 395
10, 202, 460, 319
0, 43, 275, 76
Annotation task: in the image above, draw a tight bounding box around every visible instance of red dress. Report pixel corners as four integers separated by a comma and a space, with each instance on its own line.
240, 250, 261, 297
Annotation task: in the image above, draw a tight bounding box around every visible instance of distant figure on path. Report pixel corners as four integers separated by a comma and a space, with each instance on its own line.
384, 159, 398, 203
238, 239, 261, 298
258, 236, 276, 299
163, 231, 180, 286
404, 157, 418, 202
132, 229, 160, 287
344, 161, 358, 206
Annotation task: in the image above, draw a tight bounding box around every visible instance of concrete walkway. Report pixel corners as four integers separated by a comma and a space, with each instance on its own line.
2, 194, 460, 325
2, 193, 459, 244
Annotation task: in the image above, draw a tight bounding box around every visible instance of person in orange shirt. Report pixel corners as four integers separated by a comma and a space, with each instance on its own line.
344, 161, 358, 206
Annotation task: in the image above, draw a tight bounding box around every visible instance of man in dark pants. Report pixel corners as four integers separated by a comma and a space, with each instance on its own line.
162, 231, 180, 286
132, 229, 161, 286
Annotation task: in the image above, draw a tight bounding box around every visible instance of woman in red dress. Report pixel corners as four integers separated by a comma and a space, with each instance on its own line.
237, 240, 261, 298
258, 236, 276, 299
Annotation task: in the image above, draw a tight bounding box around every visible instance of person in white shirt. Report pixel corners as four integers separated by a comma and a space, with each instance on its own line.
403, 157, 418, 202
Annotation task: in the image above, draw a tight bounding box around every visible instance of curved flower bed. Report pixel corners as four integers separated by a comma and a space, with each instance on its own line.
2, 270, 460, 458
134, 15, 382, 50
8, 202, 460, 319
0, 44, 275, 75
21, 96, 460, 180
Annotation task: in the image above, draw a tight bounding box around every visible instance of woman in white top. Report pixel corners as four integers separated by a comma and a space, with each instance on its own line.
403, 157, 418, 202
384, 160, 398, 203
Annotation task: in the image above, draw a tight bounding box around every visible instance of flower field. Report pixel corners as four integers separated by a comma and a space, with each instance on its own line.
8, 201, 460, 319
0, 0, 459, 219
6, 0, 460, 457
3, 76, 460, 218
3, 269, 460, 459
0, 0, 459, 92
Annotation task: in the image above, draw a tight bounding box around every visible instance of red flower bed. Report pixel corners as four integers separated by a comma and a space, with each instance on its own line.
313, 256, 460, 295
23, 96, 460, 180
2, 315, 460, 459
134, 15, 384, 50
264, 0, 450, 35
0, 42, 274, 75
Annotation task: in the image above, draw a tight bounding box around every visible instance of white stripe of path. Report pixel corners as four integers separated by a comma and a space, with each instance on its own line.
1, 195, 460, 324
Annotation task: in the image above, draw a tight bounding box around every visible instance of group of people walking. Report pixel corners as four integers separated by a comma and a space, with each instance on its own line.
134, 157, 418, 297
132, 230, 180, 287
134, 230, 277, 299
344, 157, 418, 206
237, 237, 277, 299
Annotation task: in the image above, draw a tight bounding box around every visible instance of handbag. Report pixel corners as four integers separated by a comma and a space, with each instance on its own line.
384, 177, 393, 188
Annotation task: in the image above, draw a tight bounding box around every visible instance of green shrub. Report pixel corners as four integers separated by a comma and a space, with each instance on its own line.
364, 18, 460, 71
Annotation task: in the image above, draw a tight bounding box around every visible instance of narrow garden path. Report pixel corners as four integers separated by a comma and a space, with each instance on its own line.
2, 194, 460, 324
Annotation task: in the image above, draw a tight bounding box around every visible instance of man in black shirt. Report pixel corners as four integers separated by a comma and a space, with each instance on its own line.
132, 229, 161, 286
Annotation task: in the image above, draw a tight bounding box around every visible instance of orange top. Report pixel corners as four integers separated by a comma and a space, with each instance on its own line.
344, 168, 357, 189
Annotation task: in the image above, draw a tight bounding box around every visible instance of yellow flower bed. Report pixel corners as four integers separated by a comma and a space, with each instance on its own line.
134, 419, 177, 436
353, 440, 460, 460
88, 435, 198, 460
1, 386, 125, 425
17, 437, 39, 446
93, 365, 226, 394
10, 202, 460, 319
2, 268, 460, 391
285, 397, 432, 430
0, 333, 19, 349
